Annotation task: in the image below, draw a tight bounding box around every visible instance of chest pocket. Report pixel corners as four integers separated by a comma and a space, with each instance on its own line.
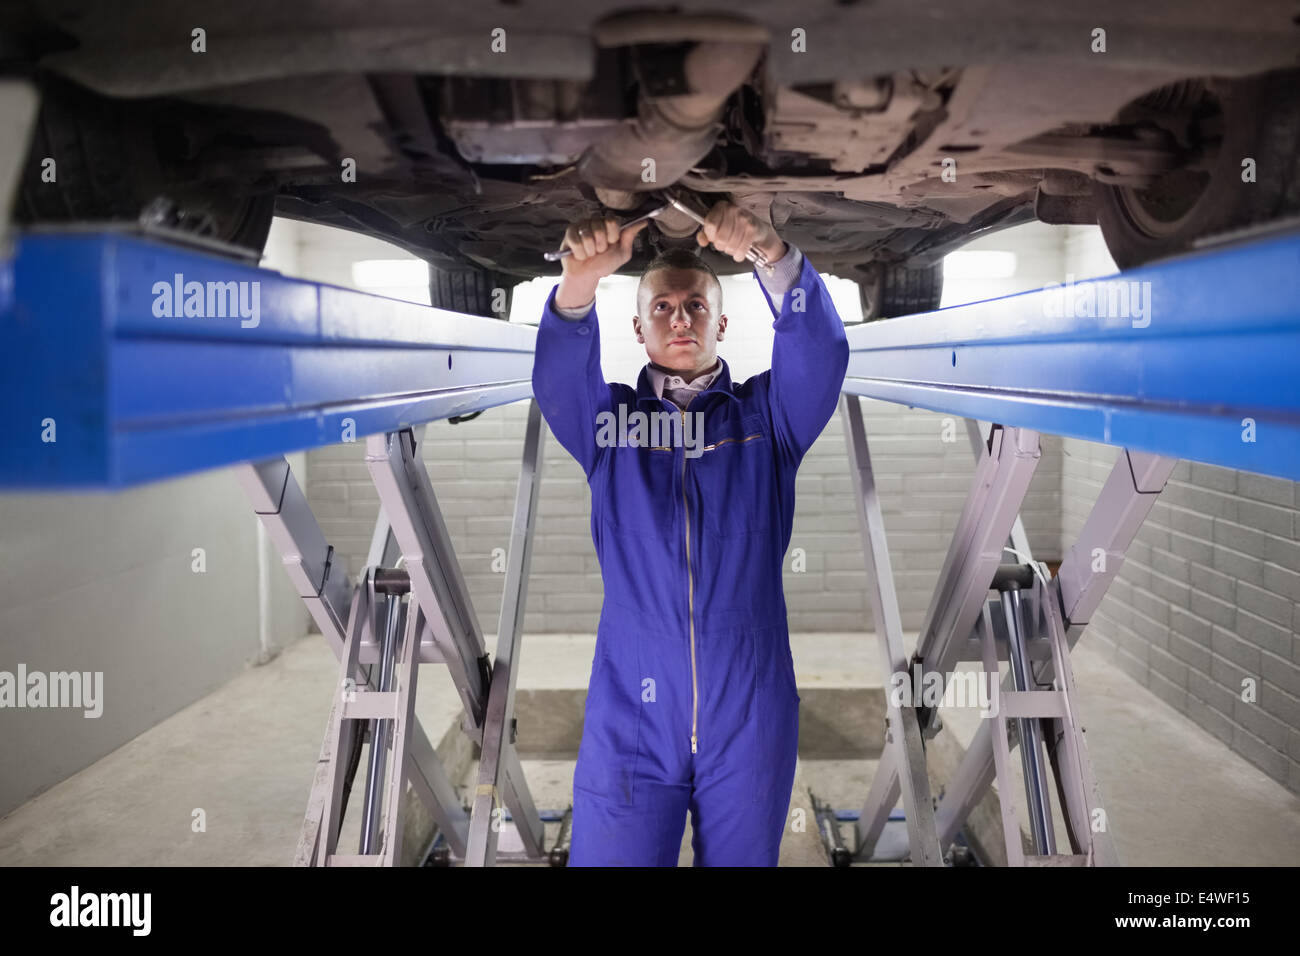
691, 411, 775, 535
701, 413, 767, 453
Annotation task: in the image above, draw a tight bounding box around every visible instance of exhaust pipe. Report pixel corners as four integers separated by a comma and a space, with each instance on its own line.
578, 15, 768, 195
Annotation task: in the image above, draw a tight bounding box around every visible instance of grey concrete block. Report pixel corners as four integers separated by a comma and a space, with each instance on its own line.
1212, 626, 1262, 674
1260, 681, 1300, 730
1148, 569, 1190, 608
1266, 536, 1300, 574
1170, 604, 1213, 648
1237, 498, 1296, 535
1186, 696, 1236, 747
1148, 669, 1189, 713
1170, 631, 1212, 674
1237, 580, 1293, 629
1261, 650, 1300, 698
1189, 589, 1236, 629
1168, 530, 1213, 566
1189, 563, 1236, 604
1212, 542, 1265, 583
1236, 609, 1293, 659
1149, 547, 1190, 583
1232, 725, 1290, 784
1262, 562, 1300, 602
1188, 667, 1236, 715
1168, 505, 1214, 541
1128, 606, 1168, 650
1149, 644, 1189, 688
1237, 474, 1295, 508
1178, 484, 1239, 521
1130, 585, 1169, 628
1189, 463, 1238, 494
1212, 517, 1268, 556
1209, 653, 1255, 701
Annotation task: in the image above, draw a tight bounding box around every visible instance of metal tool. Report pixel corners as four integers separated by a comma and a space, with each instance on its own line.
543, 203, 671, 261
666, 196, 775, 277
544, 194, 776, 276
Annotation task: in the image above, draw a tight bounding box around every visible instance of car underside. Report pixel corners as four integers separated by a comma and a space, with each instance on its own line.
5, 1, 1300, 318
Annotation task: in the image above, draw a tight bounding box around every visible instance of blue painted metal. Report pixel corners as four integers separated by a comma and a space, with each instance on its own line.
4, 226, 1298, 489
844, 231, 1300, 480
0, 231, 536, 489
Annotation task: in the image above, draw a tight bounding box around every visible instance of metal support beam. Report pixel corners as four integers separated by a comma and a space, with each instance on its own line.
841, 394, 944, 866
933, 450, 1175, 854
966, 418, 1033, 561
365, 430, 489, 723
852, 422, 1038, 860
1058, 450, 1178, 631
918, 426, 1041, 682
236, 457, 352, 656
239, 457, 470, 863
465, 400, 547, 865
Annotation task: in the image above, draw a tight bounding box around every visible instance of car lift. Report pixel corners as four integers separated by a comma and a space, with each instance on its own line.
2, 225, 1297, 866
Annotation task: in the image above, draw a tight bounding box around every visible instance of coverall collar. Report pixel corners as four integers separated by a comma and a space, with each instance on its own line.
635, 357, 741, 409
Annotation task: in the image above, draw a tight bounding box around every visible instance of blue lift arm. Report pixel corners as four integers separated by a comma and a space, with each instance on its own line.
0, 231, 536, 489
1, 227, 1297, 489
844, 231, 1300, 481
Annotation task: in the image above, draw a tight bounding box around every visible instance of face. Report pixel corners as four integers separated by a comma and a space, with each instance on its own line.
633, 266, 727, 378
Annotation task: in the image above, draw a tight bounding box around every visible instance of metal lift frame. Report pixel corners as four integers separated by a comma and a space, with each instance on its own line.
838, 230, 1298, 865
1, 230, 549, 866
3, 227, 1298, 866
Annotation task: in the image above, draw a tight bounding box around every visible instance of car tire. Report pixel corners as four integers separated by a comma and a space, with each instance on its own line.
428, 262, 515, 320
17, 77, 276, 255
857, 260, 944, 321
1094, 69, 1300, 269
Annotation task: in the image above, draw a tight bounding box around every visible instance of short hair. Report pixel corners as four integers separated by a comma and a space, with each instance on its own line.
637, 247, 722, 311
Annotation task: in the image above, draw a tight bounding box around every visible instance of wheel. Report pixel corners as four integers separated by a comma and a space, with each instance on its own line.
857, 260, 944, 321
1093, 69, 1300, 269
16, 75, 277, 255
428, 261, 515, 319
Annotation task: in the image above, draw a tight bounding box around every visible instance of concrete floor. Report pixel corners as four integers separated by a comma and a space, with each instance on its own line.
1, 630, 1297, 866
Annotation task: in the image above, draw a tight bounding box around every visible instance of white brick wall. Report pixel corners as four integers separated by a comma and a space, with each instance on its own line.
1054, 225, 1300, 795
305, 398, 1063, 638
1060, 439, 1300, 794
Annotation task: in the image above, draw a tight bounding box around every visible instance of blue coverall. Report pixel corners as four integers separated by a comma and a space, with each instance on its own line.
531, 252, 850, 866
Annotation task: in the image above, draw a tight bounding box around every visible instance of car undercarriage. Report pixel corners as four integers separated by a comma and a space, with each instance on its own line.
5, 2, 1300, 317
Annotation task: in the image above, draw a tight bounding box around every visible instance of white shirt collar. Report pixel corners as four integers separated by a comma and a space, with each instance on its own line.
646, 360, 722, 400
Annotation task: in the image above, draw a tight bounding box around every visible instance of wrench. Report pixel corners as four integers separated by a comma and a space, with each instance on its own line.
666, 196, 775, 277
543, 202, 672, 261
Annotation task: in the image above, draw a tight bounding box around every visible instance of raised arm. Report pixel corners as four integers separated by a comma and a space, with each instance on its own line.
757, 250, 850, 463
531, 214, 649, 479
694, 202, 849, 463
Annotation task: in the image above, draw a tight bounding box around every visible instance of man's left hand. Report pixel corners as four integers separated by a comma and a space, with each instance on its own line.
695, 200, 786, 264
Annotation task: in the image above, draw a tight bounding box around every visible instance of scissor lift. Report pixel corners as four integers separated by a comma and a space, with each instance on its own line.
2, 224, 1297, 866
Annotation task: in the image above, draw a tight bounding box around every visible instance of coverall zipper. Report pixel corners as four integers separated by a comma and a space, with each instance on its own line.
680, 406, 698, 754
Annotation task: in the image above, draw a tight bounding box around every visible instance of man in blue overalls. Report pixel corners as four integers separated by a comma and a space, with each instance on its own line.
532, 201, 849, 866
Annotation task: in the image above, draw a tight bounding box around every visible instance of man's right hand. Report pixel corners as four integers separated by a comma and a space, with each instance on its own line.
556, 214, 648, 309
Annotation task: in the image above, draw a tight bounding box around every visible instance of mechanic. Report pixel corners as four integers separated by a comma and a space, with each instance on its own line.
532, 200, 850, 866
